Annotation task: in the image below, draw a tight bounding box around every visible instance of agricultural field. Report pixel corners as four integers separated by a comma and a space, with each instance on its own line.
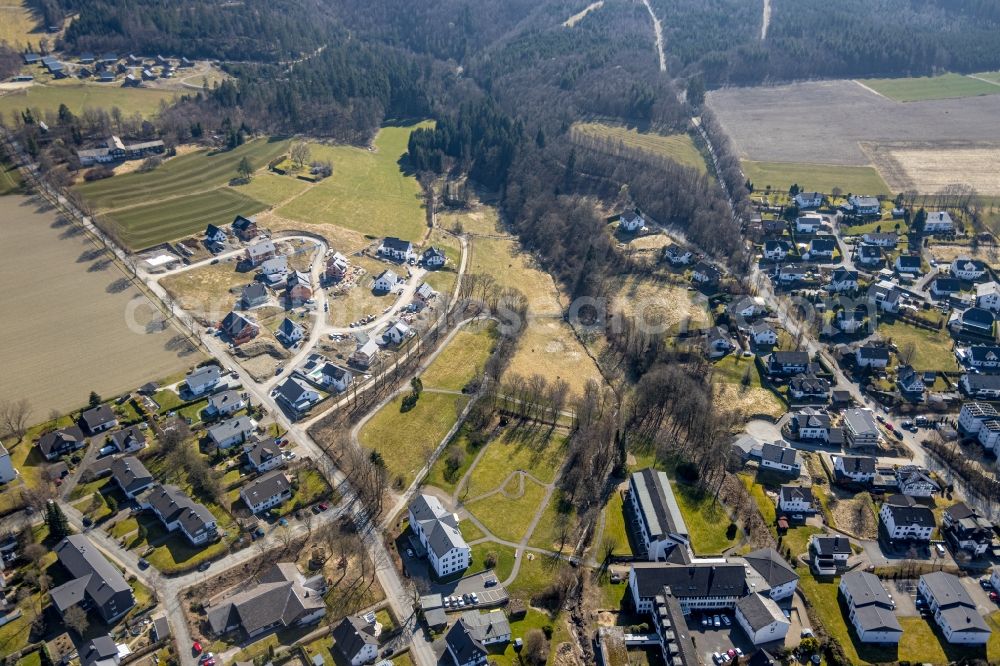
871, 145, 1000, 196
421, 322, 498, 391
0, 0, 40, 50
358, 392, 469, 489
0, 83, 178, 122
232, 171, 311, 206
75, 138, 289, 210
570, 122, 708, 174
276, 123, 430, 240
706, 80, 1000, 195
858, 73, 1000, 102
743, 161, 890, 196
105, 188, 268, 249
0, 196, 201, 416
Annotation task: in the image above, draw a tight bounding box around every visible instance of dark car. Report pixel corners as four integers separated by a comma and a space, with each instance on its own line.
198, 561, 211, 572
138, 558, 149, 569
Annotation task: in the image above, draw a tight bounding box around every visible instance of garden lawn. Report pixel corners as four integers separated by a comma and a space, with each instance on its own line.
466, 477, 548, 542
599, 491, 633, 556
421, 322, 497, 391
468, 541, 516, 580
781, 526, 822, 558
671, 480, 738, 555
460, 520, 486, 542
877, 319, 959, 372
463, 430, 565, 499
358, 392, 469, 489
482, 608, 565, 666
527, 490, 576, 553
743, 160, 890, 196
276, 123, 430, 240
507, 552, 572, 600
424, 426, 481, 494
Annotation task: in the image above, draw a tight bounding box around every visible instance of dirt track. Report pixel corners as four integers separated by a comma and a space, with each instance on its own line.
0, 196, 200, 415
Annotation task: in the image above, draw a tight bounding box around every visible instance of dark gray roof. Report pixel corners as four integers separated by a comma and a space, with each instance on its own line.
770, 351, 809, 366
144, 484, 216, 536
221, 311, 257, 337
831, 267, 858, 281
208, 390, 243, 412
760, 443, 798, 466
80, 635, 119, 666
319, 362, 350, 382
792, 409, 830, 429
109, 425, 146, 451
933, 277, 961, 293
736, 593, 785, 632
81, 404, 116, 432
51, 535, 133, 619
938, 605, 991, 633
841, 571, 892, 609
233, 215, 256, 231
896, 255, 921, 269
630, 469, 688, 541
444, 617, 487, 664
245, 438, 282, 468
274, 377, 316, 407
964, 373, 1000, 392
207, 562, 325, 636
779, 485, 813, 505
839, 455, 876, 474
810, 238, 836, 252
857, 346, 890, 361
38, 426, 86, 457
110, 456, 153, 494
812, 535, 851, 556
743, 548, 798, 588
460, 609, 511, 644
187, 364, 221, 386
208, 416, 254, 443
242, 282, 267, 302
423, 246, 446, 259
332, 615, 378, 660
277, 318, 303, 338
381, 236, 412, 252
852, 604, 902, 634
963, 307, 994, 328
969, 346, 1000, 363
241, 471, 290, 505
920, 572, 980, 614
630, 562, 747, 600
882, 495, 935, 528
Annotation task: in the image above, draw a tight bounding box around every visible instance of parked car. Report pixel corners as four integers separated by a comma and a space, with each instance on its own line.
318, 502, 329, 511
406, 548, 414, 557
935, 544, 946, 557
721, 615, 731, 627
712, 653, 723, 664
484, 578, 498, 588
98, 444, 117, 458
981, 578, 994, 590
713, 615, 721, 628
198, 561, 211, 572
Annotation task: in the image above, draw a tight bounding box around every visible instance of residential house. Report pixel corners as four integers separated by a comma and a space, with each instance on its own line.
332, 615, 380, 666
856, 345, 890, 369
924, 211, 955, 234
856, 243, 884, 268
350, 338, 380, 368
627, 469, 690, 561
952, 257, 988, 281
416, 282, 435, 301
788, 374, 831, 401
460, 609, 511, 646
627, 562, 747, 614
219, 312, 259, 345
79, 635, 121, 666
848, 195, 881, 216
38, 426, 87, 460
931, 277, 962, 298
276, 318, 305, 346
730, 296, 768, 320
443, 619, 488, 666
776, 264, 809, 285
959, 401, 1000, 435
951, 307, 994, 337
377, 237, 416, 262
185, 365, 222, 396
704, 326, 735, 359
244, 239, 276, 266
139, 484, 218, 545
789, 409, 832, 440
828, 268, 859, 292
241, 283, 269, 309
836, 307, 868, 334
231, 215, 258, 241
762, 240, 792, 261
862, 232, 898, 248
735, 593, 790, 646
778, 485, 814, 514
207, 416, 255, 449
110, 456, 154, 499
285, 271, 312, 306
894, 254, 922, 275
373, 269, 401, 293
961, 373, 1000, 400
977, 419, 1000, 451
895, 466, 940, 498
896, 365, 926, 398
50, 535, 135, 623
879, 494, 935, 542
205, 224, 227, 245
766, 351, 810, 376
808, 237, 836, 260
385, 320, 413, 345
206, 562, 326, 638
743, 548, 799, 601
204, 390, 245, 418
107, 426, 146, 453
834, 455, 877, 485
918, 572, 992, 644
308, 361, 353, 393
762, 218, 787, 235
976, 282, 1000, 312
260, 255, 288, 280
0, 443, 16, 483
619, 210, 646, 232
325, 252, 349, 281
751, 323, 778, 346
274, 377, 321, 414
422, 246, 447, 267
843, 408, 880, 448
81, 405, 117, 435
795, 213, 824, 233
794, 192, 823, 209
240, 471, 292, 514
408, 494, 471, 578
809, 535, 852, 575
692, 261, 721, 284
839, 572, 902, 644
664, 245, 693, 265
759, 443, 801, 476
963, 345, 1000, 369
76, 135, 164, 165
243, 438, 284, 473
942, 503, 993, 557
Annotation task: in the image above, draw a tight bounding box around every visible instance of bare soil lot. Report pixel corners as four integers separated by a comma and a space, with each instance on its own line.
706, 80, 1000, 193
870, 144, 1000, 195
0, 196, 201, 415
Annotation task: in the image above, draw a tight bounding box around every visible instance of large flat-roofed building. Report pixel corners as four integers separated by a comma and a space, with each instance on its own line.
627, 469, 689, 561
628, 562, 747, 614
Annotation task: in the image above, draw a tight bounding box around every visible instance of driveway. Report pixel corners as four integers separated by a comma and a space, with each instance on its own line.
746, 419, 781, 441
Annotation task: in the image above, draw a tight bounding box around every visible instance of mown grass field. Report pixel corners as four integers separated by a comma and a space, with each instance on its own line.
859, 73, 1000, 102
0, 158, 23, 195
876, 319, 959, 372
76, 138, 289, 210
466, 477, 548, 542
276, 123, 430, 240
0, 83, 178, 122
974, 71, 1000, 85
462, 430, 566, 499
743, 160, 891, 196
570, 122, 708, 174
420, 322, 497, 391
599, 490, 633, 556
358, 392, 468, 488
672, 480, 738, 555
107, 188, 267, 249
0, 1, 41, 50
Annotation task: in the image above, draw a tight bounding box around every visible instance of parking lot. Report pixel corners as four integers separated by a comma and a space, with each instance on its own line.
398, 544, 509, 611
687, 611, 754, 665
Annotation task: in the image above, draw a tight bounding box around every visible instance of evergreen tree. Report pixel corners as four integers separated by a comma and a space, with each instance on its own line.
88, 391, 101, 408
46, 501, 71, 540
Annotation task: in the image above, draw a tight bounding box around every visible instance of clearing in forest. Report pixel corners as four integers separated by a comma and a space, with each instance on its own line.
570, 122, 708, 174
